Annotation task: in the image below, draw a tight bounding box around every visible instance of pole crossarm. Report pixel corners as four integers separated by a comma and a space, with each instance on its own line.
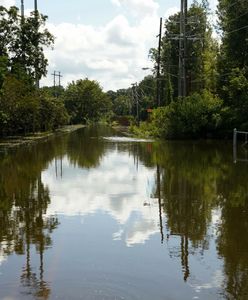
51, 71, 63, 97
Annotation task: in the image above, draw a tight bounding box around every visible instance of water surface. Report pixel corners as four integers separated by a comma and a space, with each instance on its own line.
0, 126, 247, 299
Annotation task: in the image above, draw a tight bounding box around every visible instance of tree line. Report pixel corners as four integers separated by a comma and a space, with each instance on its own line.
0, 5, 112, 137
109, 0, 248, 138
1, 1, 247, 139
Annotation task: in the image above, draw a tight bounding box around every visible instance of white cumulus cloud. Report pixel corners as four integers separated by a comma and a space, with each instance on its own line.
164, 6, 179, 19
42, 11, 158, 90
1, 0, 219, 91
111, 0, 159, 17
0, 0, 15, 8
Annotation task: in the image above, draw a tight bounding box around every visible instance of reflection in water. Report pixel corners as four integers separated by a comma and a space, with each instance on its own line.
156, 164, 164, 244
153, 141, 248, 297
44, 150, 159, 247
0, 127, 248, 299
0, 143, 60, 299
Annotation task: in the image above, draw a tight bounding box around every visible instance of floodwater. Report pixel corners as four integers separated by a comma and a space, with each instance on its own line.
0, 126, 247, 300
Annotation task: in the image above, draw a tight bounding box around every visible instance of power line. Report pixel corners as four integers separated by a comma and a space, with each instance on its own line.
224, 0, 243, 11
227, 24, 248, 35
189, 70, 245, 84
139, 84, 155, 91
227, 10, 248, 24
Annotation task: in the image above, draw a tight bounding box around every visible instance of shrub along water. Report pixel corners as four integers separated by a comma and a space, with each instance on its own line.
151, 91, 223, 139
0, 75, 69, 136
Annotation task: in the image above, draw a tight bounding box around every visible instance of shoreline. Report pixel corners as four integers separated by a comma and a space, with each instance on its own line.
0, 125, 85, 151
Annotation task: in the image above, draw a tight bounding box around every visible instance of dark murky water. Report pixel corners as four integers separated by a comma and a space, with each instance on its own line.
0, 126, 247, 300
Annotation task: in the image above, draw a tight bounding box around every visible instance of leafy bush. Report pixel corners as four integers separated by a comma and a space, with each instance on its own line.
151, 90, 223, 139
0, 75, 68, 135
129, 121, 154, 138
223, 68, 248, 130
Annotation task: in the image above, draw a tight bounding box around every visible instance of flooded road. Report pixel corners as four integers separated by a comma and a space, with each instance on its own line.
0, 126, 247, 299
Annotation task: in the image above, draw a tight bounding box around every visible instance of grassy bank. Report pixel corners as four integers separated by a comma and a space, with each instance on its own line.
0, 125, 85, 151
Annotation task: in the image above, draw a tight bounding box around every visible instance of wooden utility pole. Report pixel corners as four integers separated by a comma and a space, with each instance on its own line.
132, 83, 139, 122
34, 0, 39, 89
156, 17, 163, 107
183, 0, 188, 97
178, 0, 184, 98
34, 0, 38, 11
20, 0, 25, 64
51, 71, 62, 97
178, 0, 187, 98
58, 71, 62, 88
21, 0, 24, 19
156, 164, 164, 244
52, 71, 56, 97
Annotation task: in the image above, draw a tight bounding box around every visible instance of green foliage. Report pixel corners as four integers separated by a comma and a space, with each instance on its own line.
141, 0, 248, 138
107, 75, 156, 122
39, 93, 69, 131
221, 68, 248, 130
0, 55, 8, 90
0, 75, 68, 135
107, 88, 131, 116
138, 75, 156, 118
150, 0, 218, 100
218, 0, 248, 70
40, 85, 65, 98
64, 79, 112, 124
217, 0, 248, 130
151, 90, 223, 138
0, 5, 63, 137
112, 95, 130, 115
0, 5, 54, 83
129, 121, 154, 138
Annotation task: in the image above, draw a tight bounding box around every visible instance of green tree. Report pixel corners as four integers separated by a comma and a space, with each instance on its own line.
64, 78, 112, 124
0, 75, 38, 134
112, 94, 130, 116
38, 92, 69, 131
0, 5, 69, 137
218, 0, 248, 71
217, 0, 248, 129
138, 75, 156, 112
0, 75, 68, 135
107, 88, 132, 116
150, 0, 217, 101
0, 5, 54, 83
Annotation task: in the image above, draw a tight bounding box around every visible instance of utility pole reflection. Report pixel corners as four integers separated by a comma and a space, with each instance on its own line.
156, 164, 164, 244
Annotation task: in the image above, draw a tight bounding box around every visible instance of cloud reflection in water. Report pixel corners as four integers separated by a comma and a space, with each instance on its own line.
42, 150, 162, 247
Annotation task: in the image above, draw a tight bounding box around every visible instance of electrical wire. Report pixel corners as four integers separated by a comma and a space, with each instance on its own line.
224, 0, 244, 11
227, 24, 248, 34
227, 10, 248, 24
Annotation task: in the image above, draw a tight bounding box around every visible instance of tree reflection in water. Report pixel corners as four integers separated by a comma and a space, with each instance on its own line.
148, 141, 248, 294
0, 127, 248, 299
0, 141, 61, 299
0, 127, 108, 299
128, 139, 248, 294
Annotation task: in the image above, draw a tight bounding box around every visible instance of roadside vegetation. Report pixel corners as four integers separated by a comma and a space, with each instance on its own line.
0, 0, 247, 140
0, 6, 112, 138
108, 0, 248, 139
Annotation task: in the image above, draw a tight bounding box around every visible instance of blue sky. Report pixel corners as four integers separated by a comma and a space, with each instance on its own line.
1, 0, 218, 90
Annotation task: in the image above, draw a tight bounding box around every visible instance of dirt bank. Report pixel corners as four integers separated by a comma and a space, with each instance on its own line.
0, 125, 85, 151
